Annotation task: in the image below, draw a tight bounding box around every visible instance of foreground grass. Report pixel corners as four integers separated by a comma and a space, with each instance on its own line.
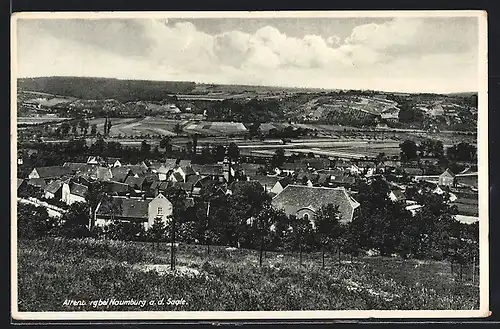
17, 237, 479, 312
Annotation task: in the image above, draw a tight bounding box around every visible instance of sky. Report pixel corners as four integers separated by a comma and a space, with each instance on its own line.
15, 14, 481, 93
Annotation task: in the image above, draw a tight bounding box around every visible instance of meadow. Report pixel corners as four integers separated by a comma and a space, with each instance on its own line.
17, 237, 479, 312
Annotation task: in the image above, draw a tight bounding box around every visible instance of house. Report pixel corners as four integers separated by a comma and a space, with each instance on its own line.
270, 176, 293, 196
454, 172, 478, 188
191, 164, 226, 181
271, 185, 360, 224
251, 175, 281, 193
381, 107, 400, 121
280, 163, 299, 175
106, 181, 133, 196
329, 175, 356, 188
439, 168, 456, 187
61, 182, 88, 205
106, 158, 122, 168
28, 166, 74, 180
87, 156, 104, 165
110, 167, 132, 183
335, 162, 361, 175
156, 165, 171, 181
125, 176, 147, 192
95, 193, 173, 230
17, 178, 27, 192
27, 178, 47, 189
402, 167, 424, 177
169, 172, 184, 183
295, 158, 329, 170
389, 189, 406, 202
63, 162, 93, 173
44, 180, 64, 199
406, 204, 424, 216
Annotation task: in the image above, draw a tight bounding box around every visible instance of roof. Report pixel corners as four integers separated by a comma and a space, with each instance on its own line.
271, 185, 360, 222
27, 178, 47, 189
192, 164, 224, 176
330, 175, 355, 185
179, 159, 192, 167
171, 172, 184, 182
391, 189, 406, 201
402, 167, 424, 176
441, 168, 456, 178
44, 180, 63, 194
63, 162, 92, 172
251, 175, 280, 189
107, 181, 131, 194
164, 159, 178, 169
278, 176, 292, 188
97, 196, 150, 221
122, 165, 147, 176
70, 182, 88, 198
110, 167, 131, 182
17, 178, 25, 189
317, 169, 344, 177
281, 163, 298, 171
183, 166, 196, 176
125, 176, 146, 189
32, 166, 73, 179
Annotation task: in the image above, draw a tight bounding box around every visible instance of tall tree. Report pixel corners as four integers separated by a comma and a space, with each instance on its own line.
399, 140, 418, 161
90, 123, 97, 136
315, 204, 342, 269
227, 142, 240, 162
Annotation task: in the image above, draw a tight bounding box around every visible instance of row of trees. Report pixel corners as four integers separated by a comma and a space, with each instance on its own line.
400, 139, 476, 163
18, 177, 478, 276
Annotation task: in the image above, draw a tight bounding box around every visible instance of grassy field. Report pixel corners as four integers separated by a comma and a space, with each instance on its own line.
17, 238, 479, 312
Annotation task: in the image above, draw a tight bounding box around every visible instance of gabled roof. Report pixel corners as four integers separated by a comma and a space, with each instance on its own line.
44, 179, 63, 194
17, 178, 26, 189
27, 178, 47, 189
171, 172, 184, 182
441, 168, 456, 178
271, 185, 360, 222
96, 196, 150, 221
192, 164, 224, 176
107, 181, 131, 194
330, 175, 355, 185
164, 159, 178, 169
179, 159, 192, 168
125, 176, 146, 189
32, 166, 73, 179
278, 176, 293, 188
70, 182, 88, 198
251, 175, 280, 189
110, 167, 131, 182
122, 165, 147, 176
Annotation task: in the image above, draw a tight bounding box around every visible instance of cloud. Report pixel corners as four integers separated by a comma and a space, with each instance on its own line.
15, 16, 480, 93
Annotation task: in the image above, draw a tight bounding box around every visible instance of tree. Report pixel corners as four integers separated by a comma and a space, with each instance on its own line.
288, 215, 316, 266
399, 140, 418, 161
447, 142, 476, 162
174, 123, 183, 135
140, 140, 151, 156
60, 122, 71, 136
252, 203, 283, 266
211, 145, 226, 162
90, 124, 97, 136
200, 144, 213, 164
79, 119, 90, 135
314, 204, 342, 269
272, 149, 286, 168
249, 122, 261, 138
59, 202, 91, 238
227, 142, 240, 162
148, 216, 167, 250
17, 203, 57, 239
106, 118, 113, 136
160, 136, 172, 154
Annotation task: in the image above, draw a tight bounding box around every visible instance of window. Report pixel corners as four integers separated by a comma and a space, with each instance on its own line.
303, 213, 309, 221
157, 207, 163, 215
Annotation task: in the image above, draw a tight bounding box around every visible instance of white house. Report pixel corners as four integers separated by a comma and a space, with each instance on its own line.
61, 182, 88, 205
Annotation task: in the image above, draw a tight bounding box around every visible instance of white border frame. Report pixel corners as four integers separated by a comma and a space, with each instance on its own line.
10, 10, 489, 321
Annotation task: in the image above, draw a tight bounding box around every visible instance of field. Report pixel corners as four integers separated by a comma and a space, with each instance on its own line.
17, 237, 479, 312
18, 116, 72, 125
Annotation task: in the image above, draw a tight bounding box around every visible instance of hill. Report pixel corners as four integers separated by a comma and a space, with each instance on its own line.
17, 77, 197, 102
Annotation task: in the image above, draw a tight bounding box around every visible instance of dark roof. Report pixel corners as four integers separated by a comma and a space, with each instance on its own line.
186, 174, 201, 184
27, 178, 47, 189
402, 167, 424, 176
317, 169, 344, 177
164, 159, 178, 169
97, 196, 150, 221
272, 185, 360, 222
70, 182, 88, 198
441, 168, 456, 178
183, 166, 196, 176
192, 164, 224, 176
122, 165, 147, 176
278, 176, 292, 188
171, 172, 184, 182
33, 166, 73, 179
17, 178, 26, 189
281, 163, 298, 171
179, 159, 192, 167
391, 189, 406, 201
110, 167, 131, 182
107, 181, 132, 194
251, 175, 280, 189
63, 162, 91, 172
295, 158, 330, 170
44, 180, 63, 194
330, 175, 355, 185
125, 176, 146, 189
